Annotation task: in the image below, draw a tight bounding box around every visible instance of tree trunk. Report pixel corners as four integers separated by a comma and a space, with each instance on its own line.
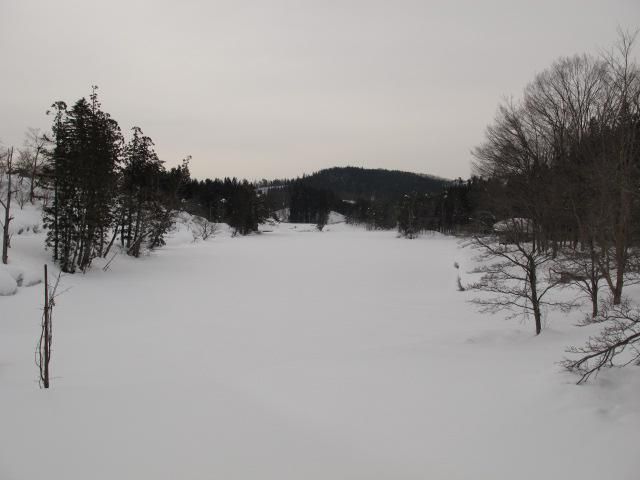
103, 221, 121, 258
53, 183, 59, 261
590, 244, 599, 317
43, 265, 50, 388
29, 149, 39, 203
612, 277, 623, 305
528, 256, 542, 335
2, 148, 14, 265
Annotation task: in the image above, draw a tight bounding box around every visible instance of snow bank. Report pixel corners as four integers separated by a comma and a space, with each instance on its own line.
493, 217, 532, 233
0, 268, 17, 296
164, 211, 232, 247
0, 264, 41, 294
274, 209, 344, 224
1, 260, 43, 291
327, 211, 345, 224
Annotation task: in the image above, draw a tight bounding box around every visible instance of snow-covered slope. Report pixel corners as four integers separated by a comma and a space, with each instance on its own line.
273, 209, 345, 224
327, 211, 345, 224
0, 207, 639, 479
0, 203, 46, 295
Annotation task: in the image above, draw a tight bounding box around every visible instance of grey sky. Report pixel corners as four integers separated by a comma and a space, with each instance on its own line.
1, 0, 638, 180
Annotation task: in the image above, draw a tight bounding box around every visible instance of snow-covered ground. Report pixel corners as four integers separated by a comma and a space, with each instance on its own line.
273, 208, 345, 224
1, 209, 639, 479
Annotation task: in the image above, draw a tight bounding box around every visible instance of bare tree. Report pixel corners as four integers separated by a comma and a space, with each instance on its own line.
563, 298, 640, 383
191, 215, 217, 242
470, 93, 570, 334
17, 128, 48, 204
510, 32, 640, 306
523, 52, 612, 256
474, 31, 640, 314
468, 219, 572, 335
593, 29, 640, 304
0, 147, 17, 264
552, 243, 604, 319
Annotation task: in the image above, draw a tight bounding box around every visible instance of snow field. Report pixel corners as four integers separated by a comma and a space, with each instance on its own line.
0, 217, 639, 479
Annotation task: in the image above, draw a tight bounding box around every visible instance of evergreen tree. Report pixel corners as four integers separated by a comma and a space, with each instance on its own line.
118, 127, 165, 257
397, 193, 419, 238
43, 87, 122, 272
227, 180, 265, 235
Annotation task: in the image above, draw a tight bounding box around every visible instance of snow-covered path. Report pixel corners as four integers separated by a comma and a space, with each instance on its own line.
2, 224, 639, 479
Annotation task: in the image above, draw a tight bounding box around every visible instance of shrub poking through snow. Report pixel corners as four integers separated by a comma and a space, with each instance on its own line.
191, 216, 217, 242
454, 262, 465, 292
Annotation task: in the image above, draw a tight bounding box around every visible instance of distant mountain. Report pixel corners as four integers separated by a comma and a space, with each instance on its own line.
297, 166, 449, 201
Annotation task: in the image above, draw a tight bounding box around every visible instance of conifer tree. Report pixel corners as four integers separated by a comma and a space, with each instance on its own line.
43, 88, 122, 272
119, 127, 165, 257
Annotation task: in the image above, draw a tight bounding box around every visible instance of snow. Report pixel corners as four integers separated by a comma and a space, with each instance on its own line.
327, 211, 345, 224
493, 217, 532, 233
274, 207, 289, 221
8, 204, 43, 234
274, 209, 345, 224
0, 268, 17, 295
1, 208, 639, 479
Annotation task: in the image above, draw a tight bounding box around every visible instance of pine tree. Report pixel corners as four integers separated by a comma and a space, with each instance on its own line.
43, 88, 122, 272
398, 193, 419, 238
119, 127, 165, 257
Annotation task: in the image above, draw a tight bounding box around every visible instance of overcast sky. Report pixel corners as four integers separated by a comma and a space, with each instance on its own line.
1, 0, 638, 180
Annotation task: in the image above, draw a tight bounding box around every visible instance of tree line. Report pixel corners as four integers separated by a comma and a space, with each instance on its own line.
466, 31, 640, 382
177, 177, 267, 236
42, 87, 190, 272
0, 86, 268, 273
256, 167, 467, 232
